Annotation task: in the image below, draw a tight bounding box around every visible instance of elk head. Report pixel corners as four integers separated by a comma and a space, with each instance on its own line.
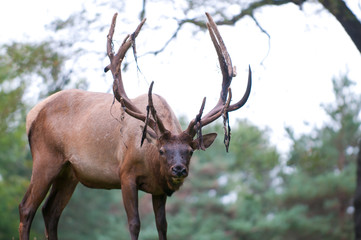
105, 13, 251, 193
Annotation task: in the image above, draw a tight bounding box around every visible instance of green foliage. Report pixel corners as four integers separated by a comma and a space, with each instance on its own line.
0, 35, 95, 238
0, 42, 68, 98
0, 42, 66, 168
279, 76, 359, 240
0, 176, 29, 239
287, 76, 361, 175
58, 186, 129, 240
0, 41, 70, 238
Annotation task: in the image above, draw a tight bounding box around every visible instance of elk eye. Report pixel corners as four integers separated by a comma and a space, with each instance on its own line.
189, 150, 194, 156
159, 148, 165, 155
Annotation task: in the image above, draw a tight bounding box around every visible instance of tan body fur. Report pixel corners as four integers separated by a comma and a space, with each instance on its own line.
20, 89, 195, 240
27, 89, 181, 193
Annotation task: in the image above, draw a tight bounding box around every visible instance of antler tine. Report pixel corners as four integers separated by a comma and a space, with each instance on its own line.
147, 82, 168, 136
205, 12, 234, 103
227, 65, 252, 112
201, 66, 251, 123
184, 13, 233, 137
105, 14, 146, 73
107, 13, 146, 106
184, 97, 206, 138
201, 88, 233, 128
106, 13, 170, 141
114, 18, 146, 63
184, 13, 251, 139
119, 97, 154, 129
196, 13, 234, 124
106, 13, 118, 62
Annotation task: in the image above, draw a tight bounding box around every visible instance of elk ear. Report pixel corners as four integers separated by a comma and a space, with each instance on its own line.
191, 133, 217, 150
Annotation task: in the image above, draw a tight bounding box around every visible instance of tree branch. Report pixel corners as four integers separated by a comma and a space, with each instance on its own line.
143, 21, 185, 56
139, 0, 147, 21
319, 0, 361, 53
140, 0, 361, 56
250, 15, 271, 65
142, 0, 292, 56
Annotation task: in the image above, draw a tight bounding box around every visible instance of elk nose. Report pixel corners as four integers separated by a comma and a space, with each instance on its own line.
171, 165, 187, 177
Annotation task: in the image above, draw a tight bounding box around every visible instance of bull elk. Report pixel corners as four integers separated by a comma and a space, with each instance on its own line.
19, 12, 251, 240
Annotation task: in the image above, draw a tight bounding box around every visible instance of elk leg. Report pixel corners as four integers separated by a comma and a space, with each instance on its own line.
42, 166, 78, 240
19, 160, 59, 240
19, 181, 51, 240
121, 180, 140, 240
19, 148, 66, 240
152, 194, 167, 240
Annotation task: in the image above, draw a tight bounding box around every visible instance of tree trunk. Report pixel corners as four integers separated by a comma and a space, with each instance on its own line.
318, 0, 361, 53
355, 140, 361, 240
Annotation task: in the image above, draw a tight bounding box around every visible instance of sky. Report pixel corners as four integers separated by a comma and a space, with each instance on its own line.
1, 0, 361, 154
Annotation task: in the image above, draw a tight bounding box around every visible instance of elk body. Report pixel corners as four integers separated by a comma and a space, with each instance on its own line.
19, 13, 251, 240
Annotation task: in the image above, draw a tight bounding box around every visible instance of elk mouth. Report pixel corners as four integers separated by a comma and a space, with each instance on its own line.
166, 174, 187, 191
171, 177, 185, 184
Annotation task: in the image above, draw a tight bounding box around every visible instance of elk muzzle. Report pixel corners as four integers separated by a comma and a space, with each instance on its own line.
171, 164, 188, 178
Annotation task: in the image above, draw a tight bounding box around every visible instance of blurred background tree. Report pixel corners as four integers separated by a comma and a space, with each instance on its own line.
281, 76, 360, 240
0, 41, 68, 238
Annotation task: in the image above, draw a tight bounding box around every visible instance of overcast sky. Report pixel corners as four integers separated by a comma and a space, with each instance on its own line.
1, 0, 361, 154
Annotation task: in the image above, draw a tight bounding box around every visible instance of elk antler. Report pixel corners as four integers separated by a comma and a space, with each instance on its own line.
184, 13, 252, 150
106, 13, 168, 143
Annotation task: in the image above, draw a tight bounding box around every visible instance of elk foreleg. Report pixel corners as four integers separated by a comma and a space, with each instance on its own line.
152, 194, 167, 240
121, 180, 140, 240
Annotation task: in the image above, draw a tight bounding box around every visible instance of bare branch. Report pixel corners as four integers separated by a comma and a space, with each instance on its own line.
250, 15, 270, 65
139, 0, 294, 57
141, 21, 186, 56
319, 0, 361, 53
139, 0, 147, 21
